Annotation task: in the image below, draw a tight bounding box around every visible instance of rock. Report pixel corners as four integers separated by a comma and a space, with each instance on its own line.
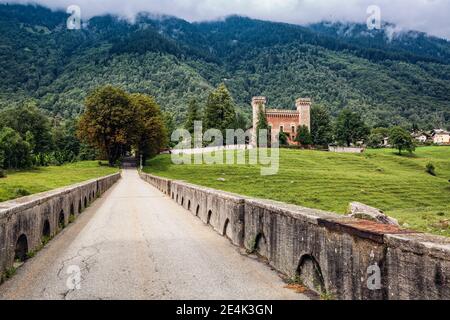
217, 178, 226, 182
348, 202, 400, 226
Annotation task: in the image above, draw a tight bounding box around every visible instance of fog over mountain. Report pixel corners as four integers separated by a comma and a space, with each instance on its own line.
3, 0, 450, 39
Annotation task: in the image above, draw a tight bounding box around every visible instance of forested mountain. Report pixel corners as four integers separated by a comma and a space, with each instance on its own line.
1, 3, 450, 128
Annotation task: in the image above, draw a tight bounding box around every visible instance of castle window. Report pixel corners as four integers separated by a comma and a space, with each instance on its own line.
292, 126, 295, 133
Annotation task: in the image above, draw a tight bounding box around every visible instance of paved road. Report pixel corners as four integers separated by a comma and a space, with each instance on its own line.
0, 169, 308, 300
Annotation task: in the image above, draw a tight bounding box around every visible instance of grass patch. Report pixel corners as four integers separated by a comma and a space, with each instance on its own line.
144, 146, 450, 237
0, 161, 118, 202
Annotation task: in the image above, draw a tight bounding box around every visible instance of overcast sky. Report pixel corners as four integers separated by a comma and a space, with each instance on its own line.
3, 0, 450, 39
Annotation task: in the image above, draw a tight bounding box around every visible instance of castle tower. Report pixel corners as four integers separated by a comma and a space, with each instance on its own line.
296, 98, 311, 131
251, 96, 267, 146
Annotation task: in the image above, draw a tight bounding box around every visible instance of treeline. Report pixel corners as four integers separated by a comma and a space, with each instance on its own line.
0, 103, 96, 171
0, 85, 169, 171
183, 83, 248, 138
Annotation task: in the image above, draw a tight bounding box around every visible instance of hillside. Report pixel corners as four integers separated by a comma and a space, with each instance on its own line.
1, 4, 450, 128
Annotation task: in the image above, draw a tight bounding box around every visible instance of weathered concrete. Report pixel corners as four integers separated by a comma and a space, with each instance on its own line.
171, 181, 246, 247
0, 173, 121, 275
140, 172, 450, 300
139, 172, 171, 196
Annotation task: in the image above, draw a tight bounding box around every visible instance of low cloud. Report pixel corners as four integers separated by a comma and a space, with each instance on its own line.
3, 0, 450, 39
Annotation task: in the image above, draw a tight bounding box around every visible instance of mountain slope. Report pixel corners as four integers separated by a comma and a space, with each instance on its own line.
1, 4, 450, 128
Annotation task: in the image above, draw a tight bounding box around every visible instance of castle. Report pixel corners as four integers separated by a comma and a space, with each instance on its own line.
251, 96, 311, 146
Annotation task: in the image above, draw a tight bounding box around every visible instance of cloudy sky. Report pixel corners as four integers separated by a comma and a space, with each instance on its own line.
3, 0, 450, 39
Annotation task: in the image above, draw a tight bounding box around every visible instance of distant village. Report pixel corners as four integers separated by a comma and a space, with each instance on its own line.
391, 129, 450, 147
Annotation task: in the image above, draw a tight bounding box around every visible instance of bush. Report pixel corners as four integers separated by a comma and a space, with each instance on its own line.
14, 188, 30, 197
426, 162, 436, 176
0, 169, 6, 178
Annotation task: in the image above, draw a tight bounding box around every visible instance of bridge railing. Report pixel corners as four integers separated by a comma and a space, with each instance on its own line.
140, 171, 450, 300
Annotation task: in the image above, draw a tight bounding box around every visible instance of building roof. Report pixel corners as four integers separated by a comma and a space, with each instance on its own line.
432, 129, 450, 136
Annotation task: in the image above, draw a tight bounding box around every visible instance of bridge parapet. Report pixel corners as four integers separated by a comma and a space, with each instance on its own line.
0, 173, 121, 277
140, 172, 450, 300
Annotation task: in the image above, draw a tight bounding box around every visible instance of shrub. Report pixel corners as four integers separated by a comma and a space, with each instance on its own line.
0, 169, 6, 178
14, 188, 30, 197
426, 162, 436, 176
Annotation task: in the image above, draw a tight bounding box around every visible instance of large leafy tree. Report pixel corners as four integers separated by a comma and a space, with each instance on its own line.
0, 102, 52, 155
204, 83, 236, 136
77, 85, 138, 166
0, 127, 32, 169
334, 109, 370, 147
131, 94, 168, 162
389, 126, 415, 154
311, 105, 332, 147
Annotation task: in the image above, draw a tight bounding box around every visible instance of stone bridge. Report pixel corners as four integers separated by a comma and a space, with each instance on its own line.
0, 168, 449, 300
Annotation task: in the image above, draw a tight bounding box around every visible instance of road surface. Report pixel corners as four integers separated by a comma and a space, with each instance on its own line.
0, 169, 309, 300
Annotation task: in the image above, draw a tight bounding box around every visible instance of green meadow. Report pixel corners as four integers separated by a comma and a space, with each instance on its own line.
0, 161, 119, 202
144, 147, 450, 237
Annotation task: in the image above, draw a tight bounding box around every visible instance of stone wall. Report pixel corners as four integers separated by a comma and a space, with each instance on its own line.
140, 172, 450, 300
0, 173, 121, 274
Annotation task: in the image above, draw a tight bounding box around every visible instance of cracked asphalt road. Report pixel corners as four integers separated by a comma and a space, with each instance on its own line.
0, 169, 309, 300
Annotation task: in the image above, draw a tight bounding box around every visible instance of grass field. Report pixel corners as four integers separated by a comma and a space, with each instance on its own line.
144, 147, 450, 237
0, 161, 119, 202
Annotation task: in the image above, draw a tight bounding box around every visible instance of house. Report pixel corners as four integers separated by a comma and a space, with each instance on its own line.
431, 129, 450, 145
411, 132, 429, 144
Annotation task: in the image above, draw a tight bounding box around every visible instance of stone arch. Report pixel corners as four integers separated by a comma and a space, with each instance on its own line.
188, 200, 191, 211
196, 205, 200, 216
172, 192, 174, 199
42, 220, 51, 238
176, 194, 179, 203
181, 197, 184, 206
58, 210, 65, 229
70, 203, 75, 217
207, 210, 213, 225
14, 234, 28, 262
253, 232, 268, 257
296, 254, 326, 294
78, 199, 82, 214
84, 196, 87, 208
222, 218, 231, 239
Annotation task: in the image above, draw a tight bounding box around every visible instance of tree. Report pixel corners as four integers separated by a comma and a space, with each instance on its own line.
295, 125, 313, 146
0, 127, 32, 169
256, 103, 269, 147
311, 105, 332, 146
278, 131, 289, 146
389, 126, 415, 155
77, 85, 138, 166
184, 98, 201, 134
203, 83, 236, 137
334, 109, 370, 147
131, 93, 168, 162
163, 112, 177, 148
367, 127, 389, 148
367, 133, 385, 148
234, 112, 248, 131
0, 102, 52, 155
